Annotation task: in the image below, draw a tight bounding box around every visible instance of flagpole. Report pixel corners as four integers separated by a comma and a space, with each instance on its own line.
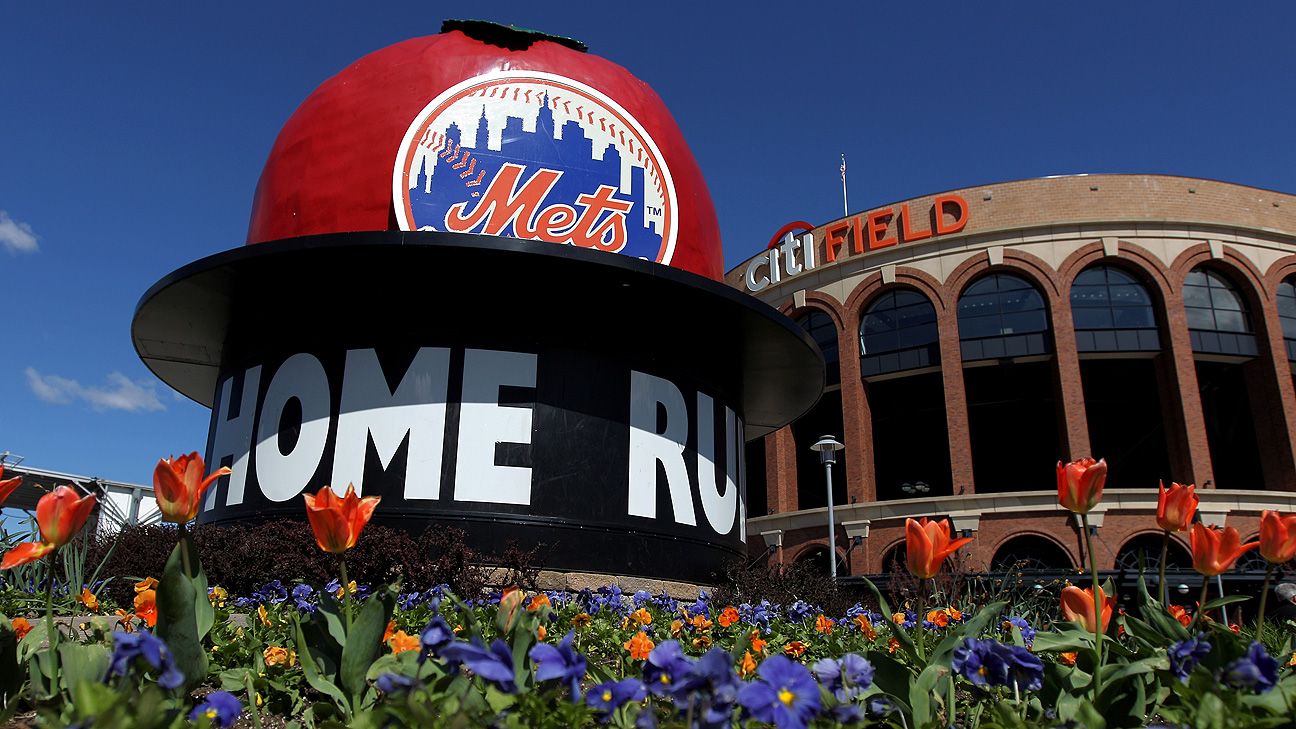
840, 153, 849, 217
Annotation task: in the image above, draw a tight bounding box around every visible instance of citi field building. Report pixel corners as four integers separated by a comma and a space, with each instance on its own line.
727, 174, 1296, 578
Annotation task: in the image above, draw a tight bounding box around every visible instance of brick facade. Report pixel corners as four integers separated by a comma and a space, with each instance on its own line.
731, 174, 1296, 575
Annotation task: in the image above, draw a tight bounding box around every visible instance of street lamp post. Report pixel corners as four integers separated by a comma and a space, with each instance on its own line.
810, 435, 845, 579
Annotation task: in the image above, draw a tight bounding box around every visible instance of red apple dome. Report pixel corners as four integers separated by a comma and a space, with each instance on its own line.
246, 20, 723, 280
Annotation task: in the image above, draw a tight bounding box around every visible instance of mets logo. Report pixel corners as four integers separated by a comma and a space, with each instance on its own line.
393, 70, 678, 265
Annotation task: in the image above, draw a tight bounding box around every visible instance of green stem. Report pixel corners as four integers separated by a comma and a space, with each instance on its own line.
1080, 513, 1102, 701
178, 523, 193, 577
339, 556, 352, 635
1190, 580, 1210, 632
947, 669, 956, 728
1158, 532, 1169, 605
1256, 563, 1274, 637
45, 552, 60, 697
244, 671, 264, 729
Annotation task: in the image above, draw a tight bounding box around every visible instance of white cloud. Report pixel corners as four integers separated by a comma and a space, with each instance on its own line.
0, 211, 39, 254
25, 368, 166, 413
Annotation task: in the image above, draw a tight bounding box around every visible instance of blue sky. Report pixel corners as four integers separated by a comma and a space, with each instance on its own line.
2, 2, 1296, 484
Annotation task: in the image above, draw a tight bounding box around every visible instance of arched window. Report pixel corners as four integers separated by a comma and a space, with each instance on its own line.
958, 273, 1051, 361
859, 289, 939, 377
990, 535, 1074, 571
796, 310, 840, 386
1277, 277, 1296, 361
1070, 266, 1161, 352
1183, 267, 1258, 357
1114, 534, 1191, 572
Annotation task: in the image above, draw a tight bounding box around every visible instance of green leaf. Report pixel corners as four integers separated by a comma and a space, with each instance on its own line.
1200, 595, 1249, 612
931, 600, 1008, 663
860, 576, 917, 659
316, 592, 349, 649
1194, 691, 1227, 729
156, 536, 207, 690
57, 643, 110, 694
864, 650, 913, 713
340, 585, 395, 706
294, 614, 352, 721
1073, 700, 1108, 729
909, 663, 942, 728
1030, 627, 1092, 653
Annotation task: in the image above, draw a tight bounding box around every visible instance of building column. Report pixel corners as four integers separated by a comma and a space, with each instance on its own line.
1158, 289, 1215, 486
937, 306, 976, 494
838, 307, 875, 505
1247, 300, 1296, 490
764, 426, 799, 513
1049, 292, 1093, 459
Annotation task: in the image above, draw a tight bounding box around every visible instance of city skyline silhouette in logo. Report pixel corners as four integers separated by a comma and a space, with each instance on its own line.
404, 83, 669, 263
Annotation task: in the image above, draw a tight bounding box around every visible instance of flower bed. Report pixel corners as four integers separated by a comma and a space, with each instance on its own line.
0, 457, 1293, 728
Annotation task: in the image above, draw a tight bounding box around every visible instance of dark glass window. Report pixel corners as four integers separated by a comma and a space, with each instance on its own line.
1184, 268, 1251, 333
1070, 266, 1161, 352
861, 290, 938, 354
1278, 278, 1296, 361
1184, 267, 1258, 357
796, 310, 840, 386
958, 273, 1051, 361
859, 289, 940, 376
958, 274, 1048, 337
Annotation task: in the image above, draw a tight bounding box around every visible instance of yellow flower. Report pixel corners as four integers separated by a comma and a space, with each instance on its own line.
134, 577, 158, 593
689, 614, 713, 632
692, 635, 712, 650
335, 580, 357, 599
1288, 651, 1296, 667
670, 619, 685, 637
571, 612, 593, 629
892, 612, 906, 626
629, 608, 653, 626
79, 588, 99, 612
263, 645, 294, 667
209, 586, 228, 608
257, 605, 271, 627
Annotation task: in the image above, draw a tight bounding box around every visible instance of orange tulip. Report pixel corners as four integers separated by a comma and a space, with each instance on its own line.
1060, 584, 1114, 633
1, 486, 96, 569
1057, 458, 1106, 514
1189, 523, 1258, 577
153, 452, 232, 524
0, 466, 22, 505
1258, 510, 1296, 565
302, 483, 380, 553
905, 517, 973, 579
1156, 481, 1198, 533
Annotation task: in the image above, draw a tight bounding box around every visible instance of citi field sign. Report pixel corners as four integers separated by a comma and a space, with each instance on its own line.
133, 22, 822, 582
745, 195, 971, 292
